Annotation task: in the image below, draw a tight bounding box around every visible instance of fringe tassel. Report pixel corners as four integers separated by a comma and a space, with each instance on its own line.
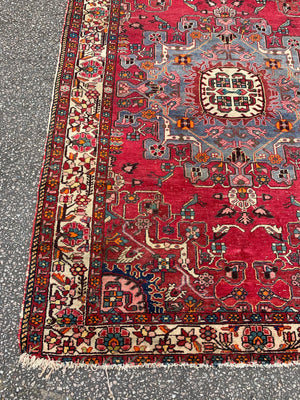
104, 368, 116, 400
19, 352, 300, 379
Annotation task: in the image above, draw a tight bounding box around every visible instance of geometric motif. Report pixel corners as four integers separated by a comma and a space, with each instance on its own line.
200, 67, 265, 119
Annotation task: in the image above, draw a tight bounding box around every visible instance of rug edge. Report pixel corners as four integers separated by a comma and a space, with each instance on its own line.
18, 0, 74, 354
19, 352, 300, 378
17, 0, 300, 369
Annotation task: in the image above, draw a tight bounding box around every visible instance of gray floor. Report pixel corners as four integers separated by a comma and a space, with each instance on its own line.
1, 1, 300, 399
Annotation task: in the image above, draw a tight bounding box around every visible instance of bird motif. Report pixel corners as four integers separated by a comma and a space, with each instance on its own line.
283, 195, 300, 208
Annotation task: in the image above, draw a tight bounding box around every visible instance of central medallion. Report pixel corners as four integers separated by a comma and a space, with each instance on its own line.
200, 67, 265, 119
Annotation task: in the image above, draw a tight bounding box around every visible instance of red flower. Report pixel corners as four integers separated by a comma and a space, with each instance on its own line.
177, 329, 198, 350
45, 330, 61, 350
134, 326, 157, 345
70, 263, 87, 276
200, 326, 217, 341
155, 338, 175, 353
97, 327, 131, 353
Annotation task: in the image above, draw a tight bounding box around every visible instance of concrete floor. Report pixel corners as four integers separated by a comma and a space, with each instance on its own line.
1, 0, 300, 398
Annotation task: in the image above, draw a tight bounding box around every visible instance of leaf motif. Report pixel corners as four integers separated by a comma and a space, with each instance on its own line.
213, 231, 227, 240
122, 162, 138, 174
232, 1, 243, 6
254, 5, 266, 14
216, 205, 236, 218
54, 249, 61, 259
212, 224, 230, 234
264, 225, 283, 241
159, 325, 170, 334
279, 19, 291, 28
58, 246, 73, 253
65, 214, 76, 221
193, 341, 201, 352
253, 206, 273, 218
237, 212, 253, 225
212, 224, 230, 240
205, 0, 216, 6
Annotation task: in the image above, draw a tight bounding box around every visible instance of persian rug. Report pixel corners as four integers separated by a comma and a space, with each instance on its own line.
20, 0, 300, 368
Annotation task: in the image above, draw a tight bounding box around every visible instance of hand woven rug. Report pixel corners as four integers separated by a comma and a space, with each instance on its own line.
20, 0, 300, 369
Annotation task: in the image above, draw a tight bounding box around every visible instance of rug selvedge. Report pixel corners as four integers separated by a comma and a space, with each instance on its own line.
19, 0, 300, 367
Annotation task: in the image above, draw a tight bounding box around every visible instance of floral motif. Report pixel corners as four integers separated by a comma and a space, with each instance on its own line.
155, 338, 175, 354
185, 225, 201, 239
96, 327, 131, 353
123, 193, 140, 203
292, 273, 300, 287
70, 263, 88, 276
200, 326, 217, 341
231, 287, 248, 300
149, 144, 165, 157
133, 326, 157, 344
288, 223, 300, 247
177, 329, 198, 350
56, 309, 84, 327
62, 222, 89, 246
242, 326, 274, 352
197, 272, 214, 288
79, 59, 104, 79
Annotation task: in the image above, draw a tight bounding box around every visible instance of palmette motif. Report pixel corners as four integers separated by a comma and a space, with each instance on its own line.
20, 0, 300, 366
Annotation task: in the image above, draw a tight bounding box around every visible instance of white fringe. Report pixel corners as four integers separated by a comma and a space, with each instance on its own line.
19, 352, 300, 379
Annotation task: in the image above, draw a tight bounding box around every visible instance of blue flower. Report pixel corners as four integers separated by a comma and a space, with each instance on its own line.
29, 333, 41, 344
211, 355, 224, 366
98, 165, 106, 172
295, 314, 300, 322
96, 195, 104, 203
112, 357, 124, 364
206, 314, 218, 323
92, 260, 101, 269
46, 195, 56, 203
160, 315, 172, 323
110, 315, 123, 323
34, 294, 46, 304
50, 163, 60, 171
62, 357, 73, 363
39, 260, 49, 269
163, 356, 175, 364
54, 135, 64, 143
93, 226, 103, 235
258, 355, 271, 364
42, 226, 52, 235
89, 295, 99, 304
251, 314, 262, 322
